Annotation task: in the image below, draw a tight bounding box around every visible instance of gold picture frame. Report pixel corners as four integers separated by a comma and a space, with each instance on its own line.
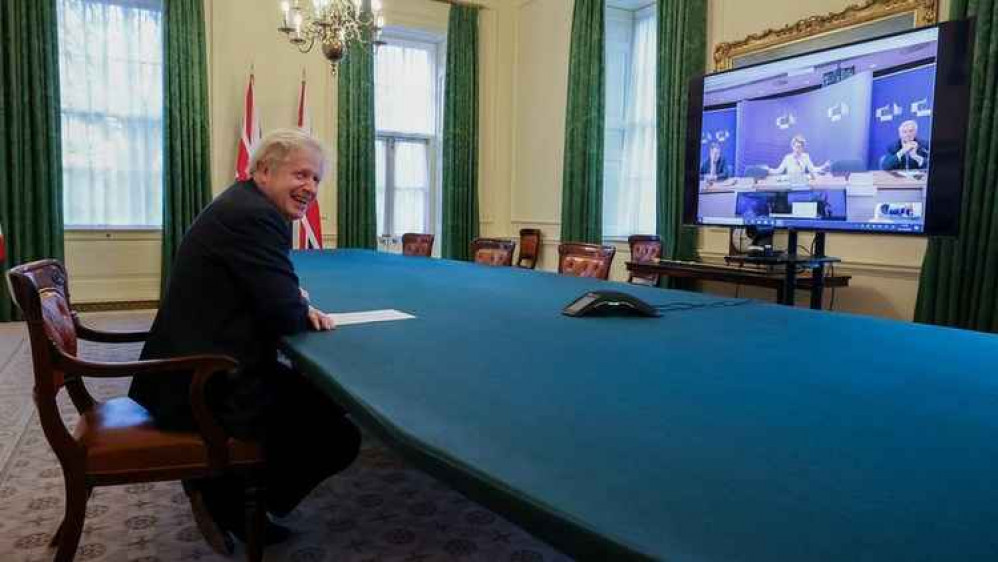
713, 0, 939, 71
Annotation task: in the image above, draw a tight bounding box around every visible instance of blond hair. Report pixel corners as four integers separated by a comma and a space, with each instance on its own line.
249, 129, 329, 179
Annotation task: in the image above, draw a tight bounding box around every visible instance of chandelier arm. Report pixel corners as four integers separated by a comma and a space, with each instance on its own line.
297, 36, 317, 54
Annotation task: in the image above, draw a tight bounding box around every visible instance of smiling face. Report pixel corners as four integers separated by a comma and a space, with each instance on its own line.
253, 148, 323, 220
899, 121, 918, 143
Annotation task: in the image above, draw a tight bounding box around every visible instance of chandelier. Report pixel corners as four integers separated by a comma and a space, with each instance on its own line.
278, 0, 384, 73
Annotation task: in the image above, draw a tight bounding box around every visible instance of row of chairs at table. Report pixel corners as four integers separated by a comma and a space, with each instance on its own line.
398, 231, 663, 285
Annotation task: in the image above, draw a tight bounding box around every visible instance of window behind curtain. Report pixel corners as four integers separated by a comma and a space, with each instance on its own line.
374, 37, 439, 238
57, 0, 164, 228
604, 5, 657, 238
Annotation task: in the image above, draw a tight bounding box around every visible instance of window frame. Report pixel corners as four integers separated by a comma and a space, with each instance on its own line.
375, 132, 434, 237
373, 29, 444, 245
57, 0, 165, 232
602, 3, 658, 242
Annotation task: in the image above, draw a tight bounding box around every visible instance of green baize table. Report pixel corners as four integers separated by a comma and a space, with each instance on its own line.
281, 250, 998, 562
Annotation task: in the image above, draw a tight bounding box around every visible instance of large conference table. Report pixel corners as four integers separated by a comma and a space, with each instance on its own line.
281, 250, 998, 562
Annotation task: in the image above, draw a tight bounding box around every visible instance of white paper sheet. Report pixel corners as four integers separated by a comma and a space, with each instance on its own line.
330, 309, 416, 326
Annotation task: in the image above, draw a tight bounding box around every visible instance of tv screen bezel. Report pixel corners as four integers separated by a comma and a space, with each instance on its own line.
683, 19, 974, 237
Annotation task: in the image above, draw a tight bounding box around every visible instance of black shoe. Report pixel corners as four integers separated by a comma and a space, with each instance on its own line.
185, 487, 235, 556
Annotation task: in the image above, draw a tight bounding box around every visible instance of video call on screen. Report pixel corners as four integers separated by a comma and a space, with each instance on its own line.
696, 28, 938, 233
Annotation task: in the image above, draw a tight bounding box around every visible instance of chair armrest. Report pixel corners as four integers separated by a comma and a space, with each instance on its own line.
54, 353, 235, 379
52, 349, 239, 470
72, 312, 149, 343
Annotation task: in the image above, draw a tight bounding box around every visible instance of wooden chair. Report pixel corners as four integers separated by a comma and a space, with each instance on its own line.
516, 228, 542, 269
470, 238, 516, 267
6, 260, 266, 562
557, 242, 616, 280
401, 233, 434, 257
627, 234, 662, 286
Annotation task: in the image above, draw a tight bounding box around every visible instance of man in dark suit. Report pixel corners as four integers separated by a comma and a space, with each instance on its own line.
699, 142, 729, 181
881, 119, 929, 170
129, 129, 359, 552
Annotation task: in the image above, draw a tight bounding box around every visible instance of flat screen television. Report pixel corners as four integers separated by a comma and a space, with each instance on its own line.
684, 20, 973, 236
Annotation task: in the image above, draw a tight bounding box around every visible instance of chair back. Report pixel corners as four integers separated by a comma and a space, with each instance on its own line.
517, 228, 542, 269
470, 238, 516, 267
7, 260, 93, 466
557, 242, 616, 280
627, 234, 661, 285
401, 233, 434, 257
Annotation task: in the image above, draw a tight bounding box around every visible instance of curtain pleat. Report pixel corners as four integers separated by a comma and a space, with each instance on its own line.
441, 5, 480, 260
656, 0, 705, 262
560, 0, 605, 244
915, 0, 998, 331
0, 0, 64, 321
161, 0, 212, 294
337, 9, 377, 250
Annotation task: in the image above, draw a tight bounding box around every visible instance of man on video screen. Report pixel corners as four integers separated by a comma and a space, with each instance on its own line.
881, 120, 929, 171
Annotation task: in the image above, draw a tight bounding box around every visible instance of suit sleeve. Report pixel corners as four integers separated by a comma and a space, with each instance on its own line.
213, 210, 310, 337
717, 158, 729, 180
771, 156, 788, 175
917, 144, 930, 168
882, 142, 901, 170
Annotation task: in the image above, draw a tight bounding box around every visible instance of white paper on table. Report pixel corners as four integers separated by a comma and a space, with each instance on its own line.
330, 309, 416, 326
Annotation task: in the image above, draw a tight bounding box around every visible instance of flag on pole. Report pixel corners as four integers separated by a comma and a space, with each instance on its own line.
293, 72, 323, 249
235, 73, 261, 181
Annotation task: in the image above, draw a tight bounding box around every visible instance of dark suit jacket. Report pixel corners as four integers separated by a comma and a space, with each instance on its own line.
129, 180, 310, 431
699, 156, 729, 180
881, 138, 929, 170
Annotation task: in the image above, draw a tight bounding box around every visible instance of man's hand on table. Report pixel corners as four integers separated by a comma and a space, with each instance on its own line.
308, 306, 336, 331
300, 287, 335, 331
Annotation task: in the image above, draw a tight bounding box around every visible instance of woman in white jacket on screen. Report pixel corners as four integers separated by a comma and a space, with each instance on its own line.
766, 134, 830, 179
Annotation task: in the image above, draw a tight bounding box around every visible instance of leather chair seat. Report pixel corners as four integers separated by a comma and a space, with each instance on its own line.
74, 397, 262, 475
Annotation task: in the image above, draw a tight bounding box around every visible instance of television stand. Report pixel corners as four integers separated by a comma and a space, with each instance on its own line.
725, 231, 839, 308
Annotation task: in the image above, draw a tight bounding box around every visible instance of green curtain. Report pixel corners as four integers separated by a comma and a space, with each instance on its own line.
656, 0, 705, 261
441, 5, 480, 261
0, 0, 64, 322
336, 8, 377, 250
915, 0, 998, 331
560, 0, 605, 244
162, 0, 213, 294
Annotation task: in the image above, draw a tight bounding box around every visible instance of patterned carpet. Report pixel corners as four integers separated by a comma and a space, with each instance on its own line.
0, 312, 572, 562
